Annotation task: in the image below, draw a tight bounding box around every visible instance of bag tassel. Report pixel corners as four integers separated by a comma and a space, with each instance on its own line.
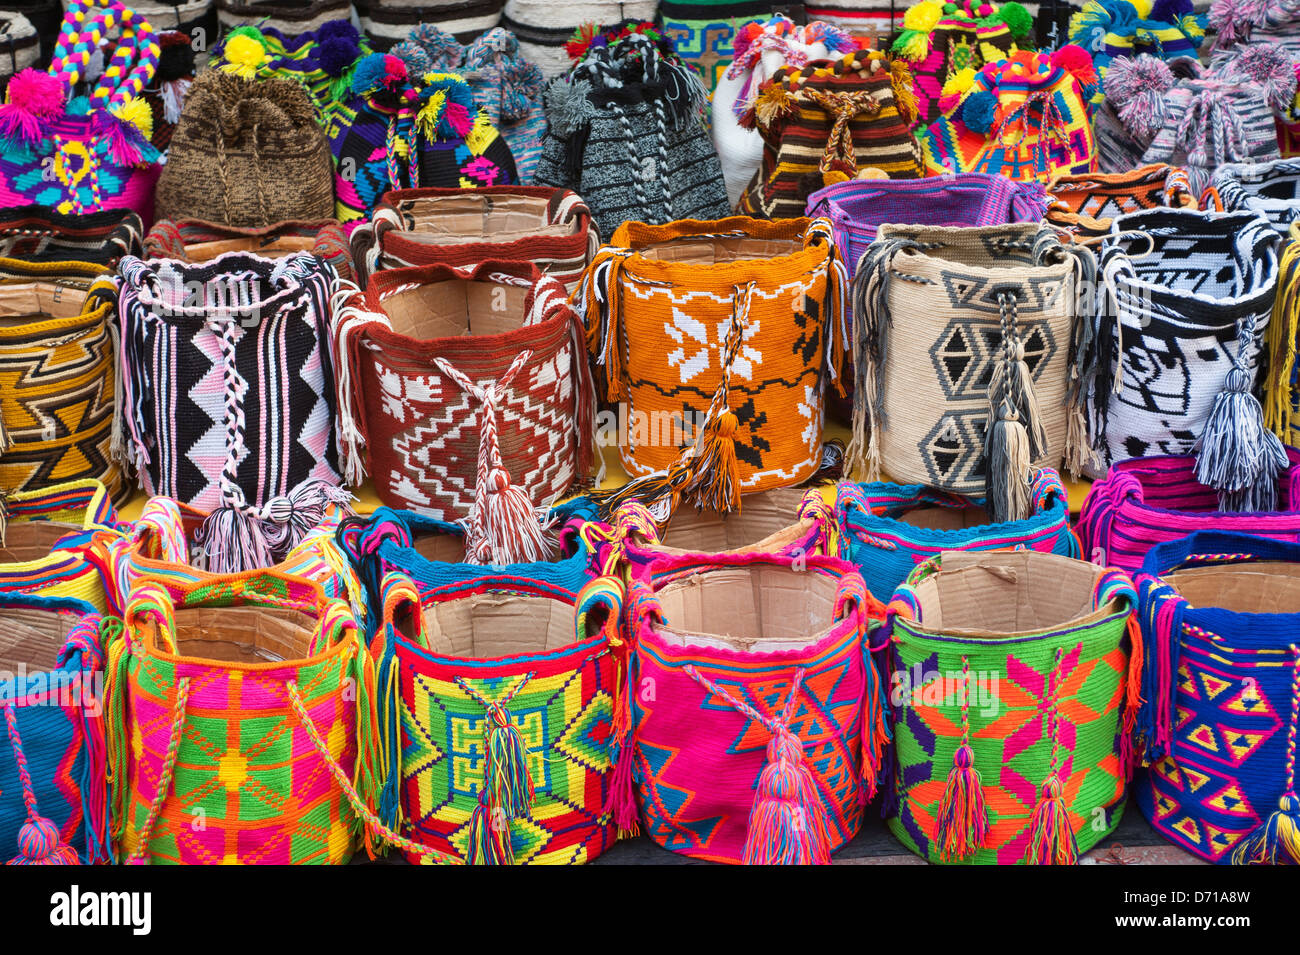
1025, 775, 1079, 865
460, 675, 535, 865
467, 794, 513, 865
4, 706, 78, 865
985, 400, 1032, 524
0, 413, 10, 454
745, 725, 832, 865
934, 744, 988, 861
1195, 359, 1289, 513
1232, 646, 1300, 865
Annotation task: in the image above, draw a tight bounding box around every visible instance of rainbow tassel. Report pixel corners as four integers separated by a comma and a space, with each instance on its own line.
1025, 776, 1079, 865
743, 729, 831, 865
1231, 793, 1300, 865
934, 744, 989, 861
7, 817, 79, 865
483, 703, 534, 819
466, 797, 513, 865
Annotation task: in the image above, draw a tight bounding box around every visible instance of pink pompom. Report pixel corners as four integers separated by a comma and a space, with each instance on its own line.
1052, 44, 1098, 86
4, 69, 65, 115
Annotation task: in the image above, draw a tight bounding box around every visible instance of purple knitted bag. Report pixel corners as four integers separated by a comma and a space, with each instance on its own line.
1078, 448, 1300, 572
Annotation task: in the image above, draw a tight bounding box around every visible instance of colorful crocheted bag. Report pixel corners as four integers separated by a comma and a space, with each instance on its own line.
455, 27, 545, 182
102, 571, 418, 865
1068, 0, 1206, 103
805, 173, 1050, 281
533, 27, 730, 239
1203, 159, 1300, 236
886, 550, 1142, 864
115, 252, 348, 573
1268, 219, 1300, 446
144, 218, 354, 283
1084, 209, 1281, 506
737, 48, 923, 220
334, 259, 595, 553
919, 46, 1099, 184
712, 15, 859, 207
361, 0, 504, 49
0, 590, 108, 864
0, 0, 161, 223
1134, 531, 1300, 864
1078, 448, 1300, 572
0, 206, 143, 268
0, 480, 117, 611
372, 569, 617, 863
1210, 0, 1300, 54
838, 467, 1078, 599
581, 216, 847, 514
349, 186, 597, 293
1045, 162, 1197, 238
891, 0, 1035, 127
847, 222, 1095, 522
659, 0, 775, 91
618, 550, 888, 863
502, 0, 659, 78
0, 262, 125, 502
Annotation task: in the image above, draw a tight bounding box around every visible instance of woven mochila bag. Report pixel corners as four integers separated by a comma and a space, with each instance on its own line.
115, 252, 348, 574
0, 205, 143, 268
1202, 159, 1300, 236
712, 15, 859, 208
0, 1, 161, 223
456, 27, 545, 182
886, 550, 1142, 864
1044, 162, 1197, 239
804, 0, 903, 41
737, 48, 924, 221
1084, 208, 1282, 507
1068, 0, 1206, 104
582, 216, 847, 516
533, 27, 730, 240
586, 487, 842, 585
0, 263, 126, 502
93, 495, 368, 630
617, 551, 888, 864
102, 571, 445, 865
155, 72, 335, 228
919, 46, 1099, 184
1077, 449, 1300, 572
0, 479, 117, 611
1134, 531, 1300, 864
659, 0, 784, 93
805, 173, 1050, 281
502, 0, 660, 78
847, 222, 1095, 523
890, 0, 1035, 128
215, 0, 353, 32
361, 0, 504, 48
144, 218, 355, 283
349, 186, 597, 292
1211, 0, 1300, 54
334, 259, 595, 557
336, 498, 599, 632
0, 590, 108, 864
372, 568, 617, 864
838, 466, 1079, 600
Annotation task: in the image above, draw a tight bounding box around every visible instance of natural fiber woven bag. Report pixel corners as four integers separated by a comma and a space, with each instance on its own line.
115, 252, 348, 572
1203, 159, 1300, 236
334, 259, 595, 555
1078, 449, 1300, 572
618, 551, 888, 863
890, 0, 1034, 127
1068, 0, 1206, 103
0, 590, 108, 864
0, 1, 161, 223
0, 262, 126, 502
919, 47, 1099, 184
155, 72, 335, 228
144, 218, 354, 282
712, 15, 858, 208
215, 0, 353, 31
0, 206, 143, 268
660, 0, 789, 92
336, 499, 598, 624
1045, 162, 1197, 238
361, 0, 504, 48
372, 569, 617, 863
737, 48, 924, 220
581, 216, 847, 513
1134, 531, 1300, 864
349, 186, 597, 292
588, 487, 841, 584
0, 480, 117, 611
1085, 209, 1281, 506
502, 0, 660, 77
838, 466, 1078, 599
886, 550, 1142, 864
847, 222, 1094, 522
533, 27, 730, 239
103, 571, 437, 865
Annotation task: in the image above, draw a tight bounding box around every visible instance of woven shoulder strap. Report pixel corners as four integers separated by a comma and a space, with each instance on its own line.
49, 0, 159, 110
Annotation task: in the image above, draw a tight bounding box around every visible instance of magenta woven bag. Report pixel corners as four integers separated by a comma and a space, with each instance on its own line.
0, 0, 162, 223
1079, 448, 1300, 572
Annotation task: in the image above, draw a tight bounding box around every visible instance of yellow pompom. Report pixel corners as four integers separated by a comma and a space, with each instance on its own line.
1180, 14, 1204, 38
221, 33, 271, 79
1129, 0, 1154, 17
110, 96, 153, 141
903, 0, 945, 33
941, 66, 978, 97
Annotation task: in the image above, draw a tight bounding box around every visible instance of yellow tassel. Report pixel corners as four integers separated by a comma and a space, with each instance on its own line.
415, 90, 447, 141
1267, 241, 1300, 444
755, 84, 796, 129
898, 31, 932, 61
890, 60, 919, 126
109, 96, 154, 142
941, 67, 978, 98
902, 0, 944, 33
682, 410, 741, 514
